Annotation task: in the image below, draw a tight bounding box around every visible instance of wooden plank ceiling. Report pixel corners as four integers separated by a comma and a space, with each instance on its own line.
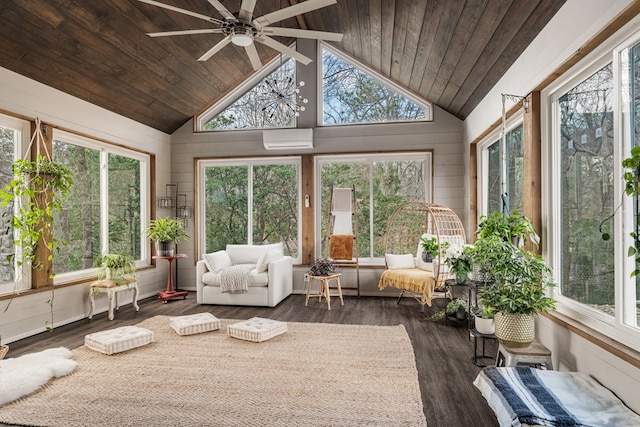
0, 0, 565, 134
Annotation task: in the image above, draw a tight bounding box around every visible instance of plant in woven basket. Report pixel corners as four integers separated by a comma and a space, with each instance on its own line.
307, 257, 337, 276
475, 237, 556, 346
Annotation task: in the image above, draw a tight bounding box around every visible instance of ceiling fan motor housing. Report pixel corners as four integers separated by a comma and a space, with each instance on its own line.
223, 19, 258, 46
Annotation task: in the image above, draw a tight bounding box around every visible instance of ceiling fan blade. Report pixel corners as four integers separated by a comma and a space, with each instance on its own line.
264, 27, 343, 42
244, 43, 262, 71
206, 0, 235, 20
138, 0, 222, 24
239, 0, 258, 21
198, 36, 232, 61
254, 0, 337, 27
147, 29, 223, 37
256, 36, 313, 65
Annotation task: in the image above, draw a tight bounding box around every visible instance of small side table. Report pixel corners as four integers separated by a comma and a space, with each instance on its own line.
469, 328, 497, 367
496, 340, 553, 369
153, 254, 188, 303
305, 273, 344, 310
88, 281, 139, 320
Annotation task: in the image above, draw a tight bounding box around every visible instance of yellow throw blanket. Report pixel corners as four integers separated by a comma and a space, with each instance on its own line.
378, 268, 436, 306
330, 235, 354, 260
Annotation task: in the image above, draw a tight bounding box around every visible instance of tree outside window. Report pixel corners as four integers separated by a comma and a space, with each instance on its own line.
202, 160, 300, 258
321, 48, 429, 125
558, 63, 615, 315
318, 153, 430, 259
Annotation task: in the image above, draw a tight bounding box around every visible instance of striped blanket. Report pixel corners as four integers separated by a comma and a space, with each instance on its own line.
474, 367, 640, 427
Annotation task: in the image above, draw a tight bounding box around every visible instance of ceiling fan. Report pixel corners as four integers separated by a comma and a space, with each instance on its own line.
138, 0, 343, 71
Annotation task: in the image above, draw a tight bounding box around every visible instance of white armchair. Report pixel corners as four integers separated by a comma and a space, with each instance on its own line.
196, 243, 293, 307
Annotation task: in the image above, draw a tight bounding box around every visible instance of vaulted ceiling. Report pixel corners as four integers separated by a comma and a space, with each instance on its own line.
0, 0, 566, 134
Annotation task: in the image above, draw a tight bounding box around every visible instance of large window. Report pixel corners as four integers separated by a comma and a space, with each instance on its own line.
0, 115, 29, 295
477, 118, 524, 216
52, 130, 148, 281
545, 24, 640, 349
557, 63, 615, 313
320, 44, 432, 126
316, 153, 432, 261
198, 56, 299, 131
199, 158, 301, 261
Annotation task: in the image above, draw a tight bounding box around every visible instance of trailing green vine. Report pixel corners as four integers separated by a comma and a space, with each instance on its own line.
0, 155, 74, 273
600, 146, 640, 277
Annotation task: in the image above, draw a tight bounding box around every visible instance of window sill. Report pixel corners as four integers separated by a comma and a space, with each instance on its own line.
543, 311, 640, 369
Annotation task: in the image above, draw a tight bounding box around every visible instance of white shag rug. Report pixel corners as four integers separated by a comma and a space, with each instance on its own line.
0, 347, 77, 406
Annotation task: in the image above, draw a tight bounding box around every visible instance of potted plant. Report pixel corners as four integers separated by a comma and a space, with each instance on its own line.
419, 234, 439, 262
473, 237, 555, 347
0, 155, 74, 271
476, 211, 540, 247
146, 217, 189, 256
444, 243, 473, 283
307, 257, 337, 276
95, 253, 136, 286
446, 298, 469, 320
471, 304, 495, 335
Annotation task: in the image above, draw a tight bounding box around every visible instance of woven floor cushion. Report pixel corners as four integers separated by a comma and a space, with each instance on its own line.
85, 326, 153, 355
170, 312, 221, 336
227, 317, 288, 342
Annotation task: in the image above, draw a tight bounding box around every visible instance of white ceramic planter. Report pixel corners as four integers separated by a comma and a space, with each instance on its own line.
474, 317, 495, 335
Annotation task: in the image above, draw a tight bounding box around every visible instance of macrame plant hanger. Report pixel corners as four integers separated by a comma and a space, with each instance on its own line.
23, 118, 52, 164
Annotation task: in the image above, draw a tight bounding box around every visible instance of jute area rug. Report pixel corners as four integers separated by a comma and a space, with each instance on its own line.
0, 315, 427, 426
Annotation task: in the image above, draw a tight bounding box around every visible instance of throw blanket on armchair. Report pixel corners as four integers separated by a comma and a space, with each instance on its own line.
221, 264, 254, 293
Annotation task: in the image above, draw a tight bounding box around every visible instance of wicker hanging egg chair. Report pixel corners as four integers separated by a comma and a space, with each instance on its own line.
379, 202, 466, 309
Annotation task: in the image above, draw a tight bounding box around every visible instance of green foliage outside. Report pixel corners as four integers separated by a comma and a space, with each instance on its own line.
52, 141, 142, 275
203, 163, 299, 256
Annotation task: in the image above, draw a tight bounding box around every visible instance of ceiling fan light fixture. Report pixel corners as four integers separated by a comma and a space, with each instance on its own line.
231, 28, 254, 46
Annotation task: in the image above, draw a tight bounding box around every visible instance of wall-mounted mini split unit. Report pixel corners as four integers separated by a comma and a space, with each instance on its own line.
263, 128, 313, 150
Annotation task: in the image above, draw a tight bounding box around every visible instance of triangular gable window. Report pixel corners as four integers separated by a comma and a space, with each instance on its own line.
321, 44, 431, 125
199, 57, 298, 131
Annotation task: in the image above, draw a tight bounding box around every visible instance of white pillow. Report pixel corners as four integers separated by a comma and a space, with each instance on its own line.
202, 250, 232, 274
255, 249, 282, 273
385, 253, 415, 270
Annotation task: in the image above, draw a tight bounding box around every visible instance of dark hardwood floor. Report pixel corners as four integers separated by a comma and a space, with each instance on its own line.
2, 293, 499, 427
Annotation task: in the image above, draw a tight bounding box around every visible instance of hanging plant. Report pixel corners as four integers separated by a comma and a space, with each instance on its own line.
0, 154, 74, 271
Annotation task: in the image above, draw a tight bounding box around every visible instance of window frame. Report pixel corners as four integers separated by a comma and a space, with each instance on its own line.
317, 42, 433, 127
0, 114, 31, 295
476, 111, 524, 217
314, 151, 433, 264
541, 20, 640, 351
196, 47, 298, 132
51, 129, 150, 285
197, 156, 303, 264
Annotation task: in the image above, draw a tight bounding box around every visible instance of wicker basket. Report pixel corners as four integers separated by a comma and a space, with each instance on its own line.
494, 312, 534, 348
0, 344, 8, 359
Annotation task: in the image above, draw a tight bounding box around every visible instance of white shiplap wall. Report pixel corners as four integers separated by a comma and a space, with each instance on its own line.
170, 104, 464, 295
0, 66, 171, 344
